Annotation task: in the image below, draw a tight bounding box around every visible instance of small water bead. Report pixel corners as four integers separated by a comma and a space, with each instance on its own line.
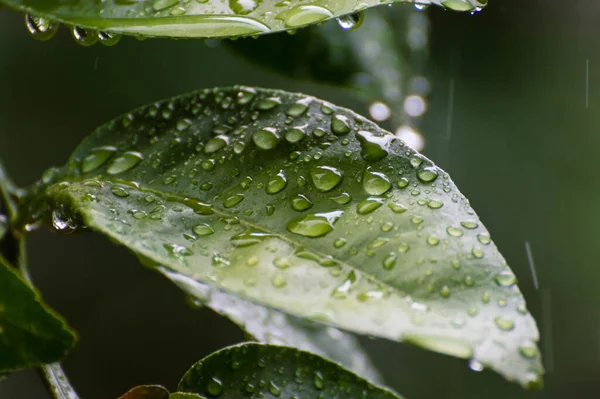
477, 233, 491, 244
164, 243, 193, 257
223, 194, 245, 208
285, 5, 333, 28
284, 127, 305, 143
494, 316, 515, 331
465, 275, 473, 286
291, 194, 313, 211
233, 142, 246, 154
468, 359, 484, 372
383, 252, 397, 269
397, 177, 409, 188
98, 31, 121, 46
106, 151, 143, 175
460, 220, 478, 229
229, 0, 260, 15
363, 169, 392, 195
519, 341, 538, 358
442, 0, 476, 11
337, 11, 364, 31
268, 381, 281, 396
381, 221, 393, 232
311, 166, 343, 192
286, 211, 342, 237
257, 97, 281, 110
426, 235, 440, 246
331, 114, 351, 135
333, 238, 347, 248
71, 26, 98, 46
207, 377, 224, 396
266, 170, 287, 194
201, 159, 216, 171
253, 127, 280, 149
446, 226, 463, 237
482, 292, 491, 304
205, 135, 229, 154
472, 247, 484, 259
81, 146, 117, 173
417, 166, 438, 183
111, 187, 130, 198
494, 270, 517, 287
410, 156, 423, 168
411, 216, 423, 224
388, 203, 407, 213
193, 223, 214, 236
428, 200, 443, 209
25, 15, 59, 41
330, 192, 351, 205
271, 275, 287, 288
440, 285, 451, 297
356, 197, 384, 214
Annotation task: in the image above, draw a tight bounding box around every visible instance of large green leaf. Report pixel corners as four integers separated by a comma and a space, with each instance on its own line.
0, 0, 484, 39
158, 266, 383, 383
0, 256, 76, 373
177, 343, 401, 398
21, 86, 542, 388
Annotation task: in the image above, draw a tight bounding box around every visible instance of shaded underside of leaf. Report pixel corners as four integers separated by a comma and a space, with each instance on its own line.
177, 343, 402, 398
0, 257, 76, 373
118, 385, 170, 399
0, 0, 484, 38
158, 266, 384, 383
24, 86, 542, 387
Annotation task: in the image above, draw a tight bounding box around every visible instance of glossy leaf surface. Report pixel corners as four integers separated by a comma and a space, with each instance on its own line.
23, 86, 542, 387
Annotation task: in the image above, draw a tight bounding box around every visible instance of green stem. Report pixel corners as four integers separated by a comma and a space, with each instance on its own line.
0, 158, 18, 221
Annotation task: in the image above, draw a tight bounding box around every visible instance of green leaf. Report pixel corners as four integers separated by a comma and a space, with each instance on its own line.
0, 0, 483, 39
158, 266, 383, 383
119, 385, 170, 399
22, 86, 542, 388
169, 393, 204, 399
40, 363, 80, 399
0, 256, 76, 373
177, 343, 402, 398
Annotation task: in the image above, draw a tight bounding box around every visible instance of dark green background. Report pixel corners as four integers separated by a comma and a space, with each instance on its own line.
1, 1, 598, 397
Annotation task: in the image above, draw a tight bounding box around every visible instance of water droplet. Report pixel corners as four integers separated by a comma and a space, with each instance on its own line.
266, 170, 287, 194
417, 166, 438, 183
472, 247, 484, 259
81, 146, 117, 173
106, 151, 143, 175
291, 194, 313, 211
330, 114, 351, 135
285, 5, 333, 28
268, 381, 281, 396
519, 341, 538, 358
284, 126, 306, 143
237, 88, 256, 104
337, 11, 364, 31
164, 243, 193, 257
311, 166, 343, 192
446, 226, 463, 237
193, 223, 214, 236
356, 130, 393, 162
253, 127, 280, 149
334, 238, 347, 248
231, 231, 273, 247
25, 14, 59, 41
229, 0, 260, 15
440, 285, 451, 297
205, 135, 229, 153
388, 203, 407, 213
272, 275, 287, 288
428, 200, 443, 209
397, 177, 409, 189
477, 233, 491, 245
71, 26, 98, 46
357, 197, 384, 214
286, 211, 342, 237
383, 252, 397, 270
460, 220, 478, 229
442, 0, 475, 11
257, 97, 281, 110
286, 98, 311, 117
494, 270, 517, 287
469, 359, 484, 372
330, 192, 351, 205
363, 169, 391, 195
427, 235, 440, 246
494, 316, 515, 331
98, 31, 121, 46
223, 194, 244, 208
207, 377, 223, 396
111, 186, 130, 198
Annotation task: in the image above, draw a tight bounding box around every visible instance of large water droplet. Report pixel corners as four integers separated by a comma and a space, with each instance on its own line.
106, 151, 143, 175
331, 114, 351, 135
223, 194, 244, 208
98, 31, 122, 46
71, 26, 98, 46
494, 316, 515, 331
285, 5, 333, 28
291, 194, 313, 211
266, 170, 287, 194
357, 197, 384, 214
231, 230, 273, 247
363, 169, 392, 195
311, 166, 343, 192
356, 130, 393, 162
193, 223, 214, 236
253, 127, 280, 150
207, 377, 223, 396
284, 127, 306, 143
494, 270, 517, 287
337, 12, 364, 31
313, 371, 325, 389
25, 14, 59, 41
287, 211, 343, 237
519, 341, 538, 358
81, 146, 117, 173
286, 98, 311, 117
417, 166, 439, 183
205, 135, 229, 153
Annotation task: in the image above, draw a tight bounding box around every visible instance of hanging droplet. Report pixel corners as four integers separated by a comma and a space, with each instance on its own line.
98, 31, 122, 46
25, 14, 59, 41
336, 11, 364, 31
417, 166, 438, 183
71, 26, 99, 46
